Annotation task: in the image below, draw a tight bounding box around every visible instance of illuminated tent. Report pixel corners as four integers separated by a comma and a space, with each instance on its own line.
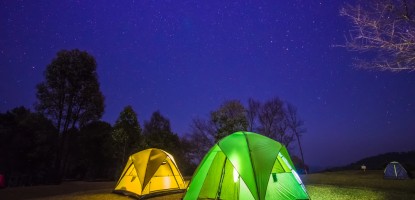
183, 131, 310, 200
384, 161, 409, 179
114, 148, 186, 198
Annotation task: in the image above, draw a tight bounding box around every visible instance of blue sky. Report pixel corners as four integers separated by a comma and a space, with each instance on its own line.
1, 0, 414, 168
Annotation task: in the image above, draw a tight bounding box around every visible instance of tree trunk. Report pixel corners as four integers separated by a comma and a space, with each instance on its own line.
295, 132, 307, 174
56, 97, 74, 181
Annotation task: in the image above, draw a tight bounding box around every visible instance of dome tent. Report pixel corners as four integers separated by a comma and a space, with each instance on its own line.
184, 131, 310, 200
384, 161, 410, 179
114, 148, 186, 198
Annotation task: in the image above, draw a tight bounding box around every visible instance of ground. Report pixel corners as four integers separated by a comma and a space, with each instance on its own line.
0, 170, 414, 199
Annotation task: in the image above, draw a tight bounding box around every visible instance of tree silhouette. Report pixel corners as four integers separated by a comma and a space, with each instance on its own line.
0, 107, 57, 185
246, 98, 260, 132
257, 98, 285, 140
112, 106, 142, 168
211, 100, 248, 142
35, 49, 104, 182
286, 103, 307, 174
79, 121, 115, 180
143, 111, 180, 154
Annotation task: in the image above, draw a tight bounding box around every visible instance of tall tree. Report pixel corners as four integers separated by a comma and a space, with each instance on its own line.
286, 103, 307, 173
339, 0, 415, 71
257, 97, 285, 138
78, 121, 115, 180
142, 111, 180, 154
185, 100, 248, 166
255, 97, 296, 148
211, 100, 248, 142
246, 98, 261, 132
178, 135, 199, 175
112, 106, 142, 168
275, 116, 295, 149
187, 117, 216, 163
35, 49, 104, 181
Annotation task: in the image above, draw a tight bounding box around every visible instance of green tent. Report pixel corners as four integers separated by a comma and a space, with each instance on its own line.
183, 131, 310, 200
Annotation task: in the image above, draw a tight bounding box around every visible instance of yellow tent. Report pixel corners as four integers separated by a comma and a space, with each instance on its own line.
114, 148, 186, 197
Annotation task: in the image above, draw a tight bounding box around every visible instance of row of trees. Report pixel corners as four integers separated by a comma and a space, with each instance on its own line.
184, 98, 307, 172
0, 107, 57, 186
0, 49, 307, 186
0, 100, 307, 186
0, 105, 187, 185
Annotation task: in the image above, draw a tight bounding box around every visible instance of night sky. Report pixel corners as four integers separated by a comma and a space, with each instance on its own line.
1, 1, 414, 169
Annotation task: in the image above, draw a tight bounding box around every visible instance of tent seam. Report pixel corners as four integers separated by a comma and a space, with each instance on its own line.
166, 153, 186, 185
243, 131, 260, 200
165, 157, 181, 189
143, 149, 152, 190
215, 156, 228, 199
115, 157, 133, 186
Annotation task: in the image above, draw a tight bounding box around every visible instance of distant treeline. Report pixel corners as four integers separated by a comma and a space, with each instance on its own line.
0, 107, 196, 186
0, 49, 307, 187
0, 99, 307, 187
327, 151, 415, 171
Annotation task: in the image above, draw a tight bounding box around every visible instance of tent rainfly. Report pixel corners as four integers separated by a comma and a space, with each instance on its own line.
114, 148, 186, 198
384, 161, 410, 180
183, 131, 310, 200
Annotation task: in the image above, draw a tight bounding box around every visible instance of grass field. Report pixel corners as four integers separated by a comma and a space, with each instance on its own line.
0, 170, 414, 199
303, 170, 415, 200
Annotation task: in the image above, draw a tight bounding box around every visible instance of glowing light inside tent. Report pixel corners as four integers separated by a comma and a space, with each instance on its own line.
279, 153, 293, 171
233, 167, 239, 183
279, 152, 308, 193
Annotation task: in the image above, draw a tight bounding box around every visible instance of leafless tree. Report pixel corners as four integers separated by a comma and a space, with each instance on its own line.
186, 100, 248, 163
257, 98, 292, 145
187, 117, 215, 163
286, 103, 307, 173
339, 0, 415, 71
246, 98, 261, 132
275, 117, 295, 150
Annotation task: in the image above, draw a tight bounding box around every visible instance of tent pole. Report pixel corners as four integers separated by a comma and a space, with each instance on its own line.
216, 158, 228, 199
115, 161, 133, 186
166, 158, 181, 189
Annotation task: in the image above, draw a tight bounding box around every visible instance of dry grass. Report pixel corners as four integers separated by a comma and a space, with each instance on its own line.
0, 181, 115, 200
302, 170, 415, 194
306, 184, 415, 200
32, 191, 184, 200
0, 170, 414, 199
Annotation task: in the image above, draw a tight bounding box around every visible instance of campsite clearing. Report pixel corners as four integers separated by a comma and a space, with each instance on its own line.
0, 170, 414, 199
302, 170, 415, 193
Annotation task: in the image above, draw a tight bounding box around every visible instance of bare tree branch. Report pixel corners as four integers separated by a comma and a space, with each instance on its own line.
246, 98, 261, 132
338, 0, 415, 72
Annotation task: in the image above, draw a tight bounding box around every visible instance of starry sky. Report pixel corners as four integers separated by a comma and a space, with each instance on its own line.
1, 0, 414, 169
